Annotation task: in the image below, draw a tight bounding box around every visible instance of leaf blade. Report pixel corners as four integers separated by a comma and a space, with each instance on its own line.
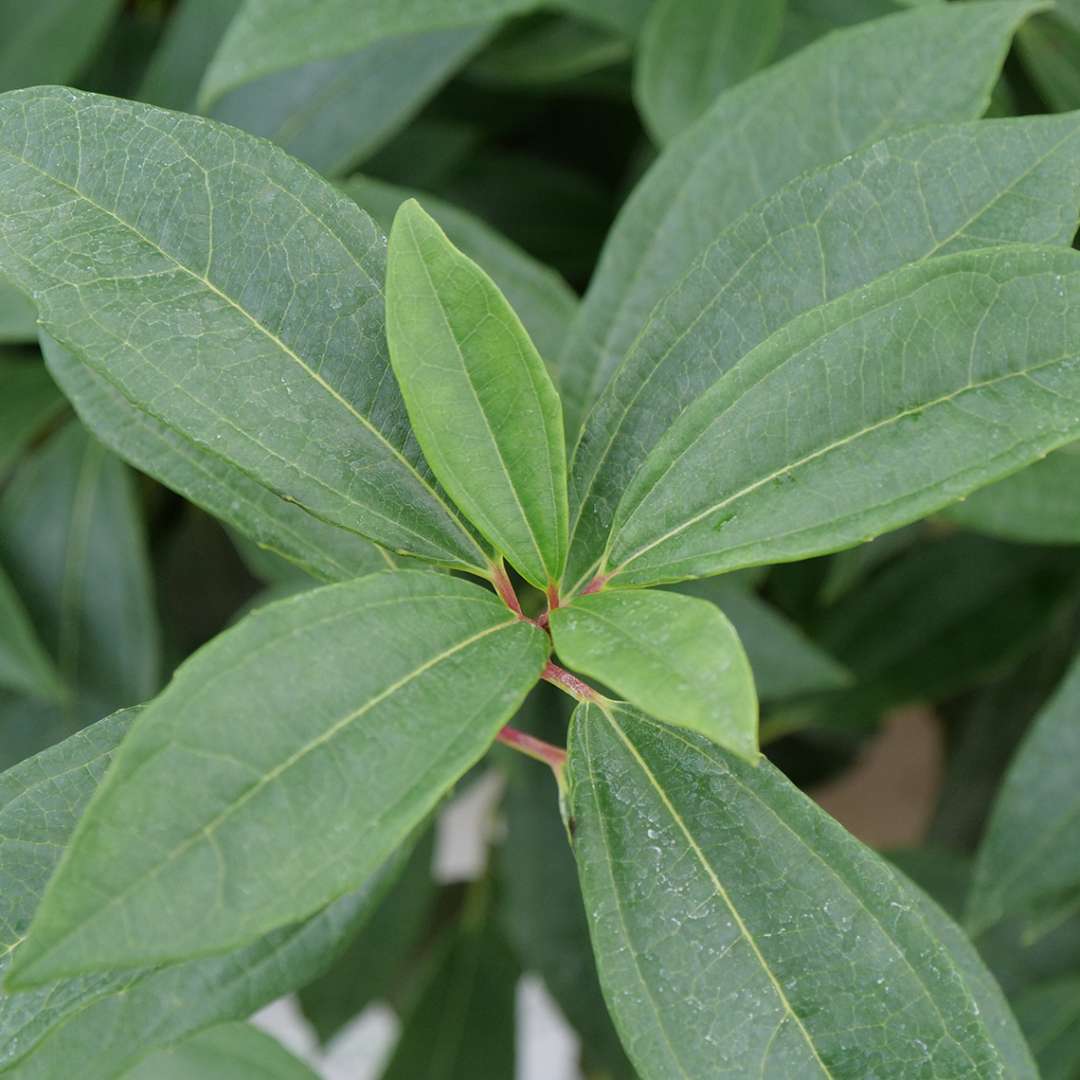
387, 199, 568, 588
7, 571, 548, 986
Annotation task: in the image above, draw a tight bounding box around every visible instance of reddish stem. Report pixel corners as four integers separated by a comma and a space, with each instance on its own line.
491, 562, 524, 617
580, 574, 608, 597
542, 660, 601, 703
497, 725, 567, 773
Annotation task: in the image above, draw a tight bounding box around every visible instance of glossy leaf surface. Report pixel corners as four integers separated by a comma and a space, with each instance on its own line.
8, 571, 548, 985
387, 200, 567, 588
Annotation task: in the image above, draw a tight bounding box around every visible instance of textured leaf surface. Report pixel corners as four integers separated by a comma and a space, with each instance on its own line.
0, 422, 159, 729
568, 703, 1037, 1078
8, 571, 548, 985
945, 443, 1080, 544
0, 0, 121, 92
0, 87, 487, 573
969, 651, 1080, 933
567, 113, 1080, 588
122, 1023, 318, 1080
41, 336, 393, 584
557, 1, 1034, 436
343, 175, 577, 363
635, 0, 785, 143
199, 0, 537, 107
675, 577, 850, 702
210, 26, 489, 176
597, 247, 1080, 587
0, 353, 65, 473
551, 588, 757, 759
0, 712, 409, 1077
387, 200, 567, 588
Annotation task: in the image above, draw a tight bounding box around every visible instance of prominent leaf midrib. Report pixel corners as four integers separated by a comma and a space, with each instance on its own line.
595, 708, 834, 1077
647, 717, 1002, 1073
609, 293, 1076, 576
568, 123, 1080, 579
579, 5, 1008, 405
404, 212, 554, 580
0, 137, 485, 567
23, 604, 521, 977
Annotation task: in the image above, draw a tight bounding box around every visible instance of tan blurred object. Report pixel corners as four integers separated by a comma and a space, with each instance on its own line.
810, 706, 944, 849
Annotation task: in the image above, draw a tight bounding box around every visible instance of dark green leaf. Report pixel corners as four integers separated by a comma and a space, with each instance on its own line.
635, 0, 785, 144
567, 112, 1080, 589
598, 248, 1080, 587
122, 1023, 317, 1080
1018, 4, 1080, 113
550, 588, 758, 759
0, 560, 63, 703
8, 571, 547, 985
1011, 977, 1080, 1080
969, 651, 1080, 933
569, 703, 1037, 1078
0, 352, 65, 474
0, 281, 35, 343
0, 87, 488, 574
387, 199, 568, 588
557, 1, 1035, 436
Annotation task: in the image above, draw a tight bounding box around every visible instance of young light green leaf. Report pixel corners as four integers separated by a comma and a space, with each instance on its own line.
568, 703, 1037, 1079
210, 27, 490, 177
550, 588, 758, 760
380, 892, 518, 1080
674, 577, 851, 701
387, 200, 568, 589
969, 651, 1080, 934
635, 0, 785, 144
343, 175, 578, 363
1010, 976, 1080, 1080
0, 711, 414, 1078
0, 87, 488, 575
0, 0, 121, 92
557, 0, 1038, 437
599, 247, 1080, 587
945, 443, 1080, 544
567, 112, 1080, 589
0, 560, 63, 703
41, 337, 393, 585
121, 1023, 319, 1080
0, 281, 36, 343
199, 0, 538, 108
7, 571, 548, 986
0, 353, 65, 474
0, 422, 159, 727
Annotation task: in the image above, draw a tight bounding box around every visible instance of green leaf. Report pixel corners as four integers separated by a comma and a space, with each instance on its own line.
41, 336, 393, 585
343, 175, 577, 364
7, 571, 548, 986
0, 421, 160, 728
0, 352, 65, 474
0, 560, 63, 703
136, 0, 243, 112
0, 281, 36, 343
674, 577, 851, 701
199, 0, 538, 109
596, 247, 1080, 587
635, 0, 786, 144
944, 443, 1080, 544
209, 26, 490, 177
380, 887, 518, 1080
298, 829, 438, 1043
0, 711, 414, 1077
567, 112, 1080, 589
556, 0, 652, 36
0, 0, 121, 92
1011, 977, 1080, 1080
1018, 4, 1080, 113
387, 199, 568, 589
550, 588, 758, 760
969, 651, 1080, 933
0, 86, 488, 575
568, 703, 1037, 1078
122, 1023, 319, 1080
556, 0, 1038, 438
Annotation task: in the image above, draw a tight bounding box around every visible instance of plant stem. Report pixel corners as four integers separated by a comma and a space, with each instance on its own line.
542, 660, 603, 704
496, 724, 567, 773
580, 574, 608, 597
491, 560, 524, 617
